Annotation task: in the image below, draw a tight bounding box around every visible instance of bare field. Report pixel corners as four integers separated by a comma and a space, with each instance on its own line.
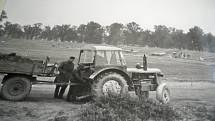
1, 81, 215, 121
0, 39, 215, 120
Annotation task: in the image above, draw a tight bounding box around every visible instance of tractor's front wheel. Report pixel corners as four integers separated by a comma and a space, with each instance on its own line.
93, 72, 128, 97
156, 83, 170, 104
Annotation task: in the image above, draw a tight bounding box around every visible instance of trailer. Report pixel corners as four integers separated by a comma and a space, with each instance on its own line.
0, 53, 61, 101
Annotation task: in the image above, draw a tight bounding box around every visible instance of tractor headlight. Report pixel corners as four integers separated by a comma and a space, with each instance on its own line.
156, 73, 164, 84
157, 73, 164, 77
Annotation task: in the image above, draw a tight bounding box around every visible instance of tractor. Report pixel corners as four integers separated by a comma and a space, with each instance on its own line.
0, 45, 170, 103
69, 45, 170, 104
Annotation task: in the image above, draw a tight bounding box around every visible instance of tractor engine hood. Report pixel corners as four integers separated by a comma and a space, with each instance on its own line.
127, 68, 163, 76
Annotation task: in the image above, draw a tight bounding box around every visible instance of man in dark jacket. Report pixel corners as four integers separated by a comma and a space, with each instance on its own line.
54, 56, 75, 99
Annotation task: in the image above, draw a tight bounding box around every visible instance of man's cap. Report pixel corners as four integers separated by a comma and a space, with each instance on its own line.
69, 56, 75, 59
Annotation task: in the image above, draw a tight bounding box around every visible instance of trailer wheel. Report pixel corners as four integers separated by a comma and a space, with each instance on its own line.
93, 72, 128, 98
1, 77, 32, 101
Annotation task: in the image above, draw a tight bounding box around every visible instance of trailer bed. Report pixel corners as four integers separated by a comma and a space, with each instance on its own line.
0, 53, 44, 75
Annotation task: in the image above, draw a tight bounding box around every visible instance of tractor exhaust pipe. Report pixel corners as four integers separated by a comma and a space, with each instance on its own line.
143, 54, 147, 71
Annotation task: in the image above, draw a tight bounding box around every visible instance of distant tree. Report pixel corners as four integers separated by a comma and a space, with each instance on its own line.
85, 21, 104, 44
65, 26, 78, 42
58, 24, 70, 41
1, 19, 215, 53
3, 21, 23, 38
23, 23, 43, 40
32, 23, 42, 40
107, 23, 124, 45
139, 30, 152, 46
51, 25, 60, 41
186, 26, 204, 51
152, 25, 171, 48
124, 22, 142, 45
0, 10, 7, 22
103, 26, 110, 44
170, 28, 186, 49
3, 21, 11, 36
50, 24, 71, 41
77, 24, 87, 43
41, 26, 52, 40
23, 25, 34, 39
204, 33, 215, 52
11, 23, 23, 38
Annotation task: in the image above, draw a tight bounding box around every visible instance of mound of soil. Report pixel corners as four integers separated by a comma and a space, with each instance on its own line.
0, 52, 34, 63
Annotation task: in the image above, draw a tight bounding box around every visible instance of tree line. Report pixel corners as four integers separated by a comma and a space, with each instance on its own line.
1, 10, 215, 52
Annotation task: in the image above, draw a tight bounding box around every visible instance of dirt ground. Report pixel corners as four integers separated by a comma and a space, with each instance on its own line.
1, 81, 215, 121
0, 39, 215, 120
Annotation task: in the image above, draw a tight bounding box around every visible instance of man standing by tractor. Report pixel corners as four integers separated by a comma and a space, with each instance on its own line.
54, 56, 75, 99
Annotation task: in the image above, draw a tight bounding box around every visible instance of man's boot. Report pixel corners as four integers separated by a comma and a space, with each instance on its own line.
54, 85, 60, 98
58, 85, 67, 99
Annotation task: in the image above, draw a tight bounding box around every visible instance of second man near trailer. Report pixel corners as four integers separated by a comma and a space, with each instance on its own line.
54, 56, 75, 99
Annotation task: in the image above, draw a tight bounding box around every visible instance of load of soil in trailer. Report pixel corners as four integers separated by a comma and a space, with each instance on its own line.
0, 52, 44, 75
0, 53, 34, 62
0, 53, 59, 101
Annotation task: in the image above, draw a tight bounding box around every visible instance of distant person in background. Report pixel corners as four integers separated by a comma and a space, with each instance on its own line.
54, 56, 75, 99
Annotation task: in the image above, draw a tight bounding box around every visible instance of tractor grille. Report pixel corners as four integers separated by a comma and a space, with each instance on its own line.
132, 73, 157, 85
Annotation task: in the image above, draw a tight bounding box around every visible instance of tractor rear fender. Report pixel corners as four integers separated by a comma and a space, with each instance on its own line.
89, 67, 133, 87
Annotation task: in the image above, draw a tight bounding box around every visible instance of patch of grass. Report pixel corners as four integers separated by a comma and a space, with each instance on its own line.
176, 104, 215, 121
79, 94, 180, 121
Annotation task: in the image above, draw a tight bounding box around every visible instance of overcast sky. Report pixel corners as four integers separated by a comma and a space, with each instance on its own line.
4, 0, 215, 34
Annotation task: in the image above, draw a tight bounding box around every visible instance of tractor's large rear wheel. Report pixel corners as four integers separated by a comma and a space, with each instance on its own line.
1, 76, 32, 101
92, 72, 128, 98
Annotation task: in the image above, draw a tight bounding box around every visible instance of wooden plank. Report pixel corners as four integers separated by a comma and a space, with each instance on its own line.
32, 80, 81, 86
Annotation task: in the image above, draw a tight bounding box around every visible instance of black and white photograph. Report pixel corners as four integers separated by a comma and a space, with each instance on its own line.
0, 0, 215, 120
